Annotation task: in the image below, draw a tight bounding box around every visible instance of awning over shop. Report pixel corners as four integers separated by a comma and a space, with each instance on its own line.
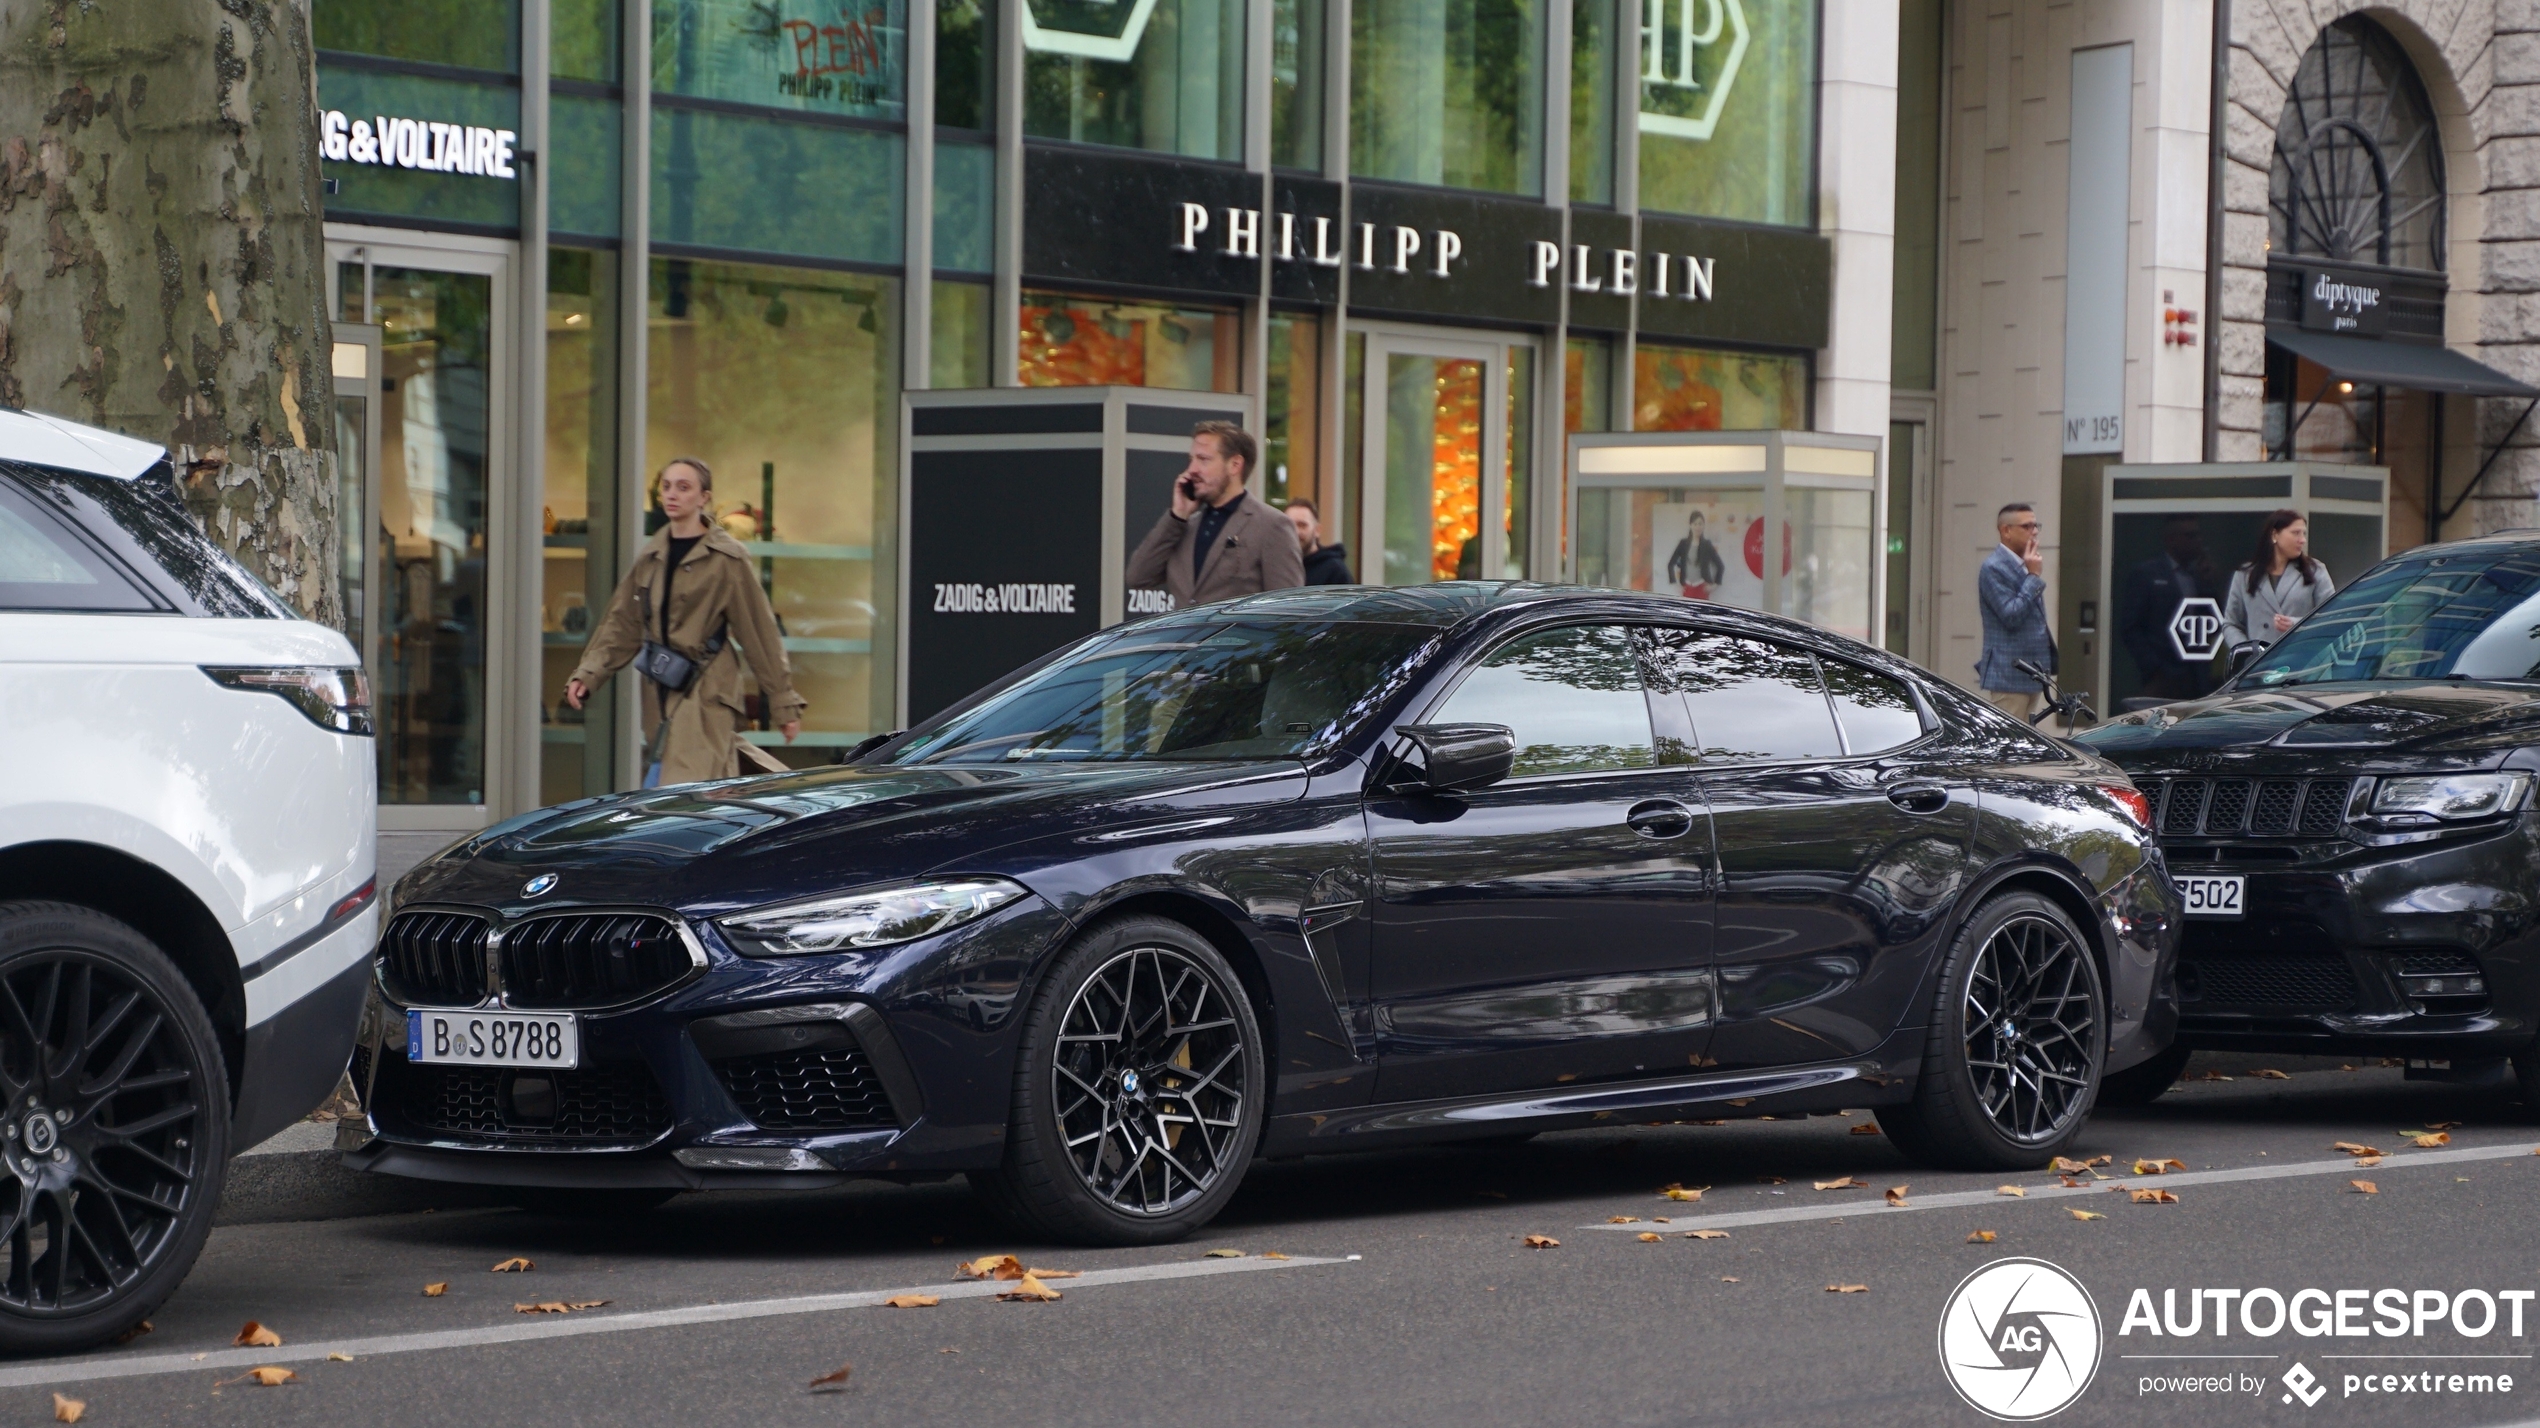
2266, 327, 2540, 398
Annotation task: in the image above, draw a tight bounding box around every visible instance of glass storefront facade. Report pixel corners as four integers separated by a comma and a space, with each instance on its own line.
314, 0, 1836, 827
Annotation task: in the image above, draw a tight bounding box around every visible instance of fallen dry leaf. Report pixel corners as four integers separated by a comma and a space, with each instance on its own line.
2351, 1180, 2379, 1195
808, 1365, 853, 1391
2354, 1156, 2384, 1168
113, 1320, 152, 1345
1522, 1234, 1560, 1249
998, 1273, 1064, 1302
2410, 1132, 2452, 1148
882, 1294, 940, 1308
2070, 1209, 2105, 1221
2252, 1068, 2291, 1080
2427, 1121, 2463, 1131
422, 1283, 448, 1297
327, 1352, 354, 1363
513, 1300, 609, 1315
2131, 1158, 2187, 1175
1202, 1249, 1245, 1258
1721, 1275, 1741, 1282
234, 1321, 281, 1348
1814, 1176, 1865, 1191
219, 1367, 296, 1388
1827, 1283, 1869, 1294
1607, 1216, 1640, 1224
2130, 1189, 2180, 1204
1637, 1232, 1662, 1243
1967, 1230, 1997, 1244
1849, 1123, 1882, 1136
1996, 1185, 2027, 1197
2193, 1069, 2234, 1081
1257, 1253, 1290, 1261
2059, 1175, 2087, 1188
1885, 1185, 1909, 1207
491, 1258, 534, 1273
956, 1254, 1024, 1281
1662, 1186, 1706, 1202
1686, 1229, 1730, 1240
2049, 1157, 2091, 1174
52, 1394, 81, 1423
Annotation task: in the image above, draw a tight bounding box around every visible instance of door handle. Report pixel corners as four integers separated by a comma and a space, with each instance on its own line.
1885, 783, 1950, 815
1627, 799, 1696, 839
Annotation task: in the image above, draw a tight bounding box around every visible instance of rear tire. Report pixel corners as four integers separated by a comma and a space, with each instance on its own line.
0, 901, 231, 1357
1881, 892, 2105, 1172
2096, 1042, 2191, 1107
978, 916, 1264, 1245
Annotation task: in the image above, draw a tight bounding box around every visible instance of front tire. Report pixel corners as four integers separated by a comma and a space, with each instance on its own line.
977, 916, 1264, 1245
1881, 892, 2105, 1171
0, 902, 231, 1357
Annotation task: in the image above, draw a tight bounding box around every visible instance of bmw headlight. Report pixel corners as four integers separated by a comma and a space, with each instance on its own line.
2368, 773, 2532, 823
716, 877, 1029, 957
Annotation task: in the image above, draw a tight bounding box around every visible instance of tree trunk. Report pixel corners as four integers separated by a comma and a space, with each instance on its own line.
0, 0, 339, 628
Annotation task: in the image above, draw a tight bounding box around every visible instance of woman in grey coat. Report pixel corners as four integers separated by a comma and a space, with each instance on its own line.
2223, 508, 2334, 649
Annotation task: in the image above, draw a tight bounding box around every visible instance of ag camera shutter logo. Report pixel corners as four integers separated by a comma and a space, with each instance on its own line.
1939, 1258, 2103, 1420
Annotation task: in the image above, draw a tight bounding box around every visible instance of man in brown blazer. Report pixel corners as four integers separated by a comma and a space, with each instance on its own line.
1126, 421, 1306, 608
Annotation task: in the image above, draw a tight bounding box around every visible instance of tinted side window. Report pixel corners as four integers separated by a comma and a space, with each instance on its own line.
1651, 631, 1843, 762
3, 462, 287, 618
0, 479, 157, 612
1822, 659, 1927, 754
1437, 624, 1656, 777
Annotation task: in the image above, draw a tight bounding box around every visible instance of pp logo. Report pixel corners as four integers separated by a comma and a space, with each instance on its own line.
2168, 597, 2227, 662
2283, 1363, 2327, 1408
1938, 1258, 2103, 1420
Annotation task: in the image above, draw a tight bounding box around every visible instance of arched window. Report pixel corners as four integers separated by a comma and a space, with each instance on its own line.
2268, 17, 2445, 271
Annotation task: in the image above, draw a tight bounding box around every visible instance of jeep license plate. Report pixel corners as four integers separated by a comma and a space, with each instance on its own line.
2179, 875, 2244, 919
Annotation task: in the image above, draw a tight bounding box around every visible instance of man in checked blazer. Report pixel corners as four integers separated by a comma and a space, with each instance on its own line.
1976, 500, 2060, 730
1126, 421, 1307, 608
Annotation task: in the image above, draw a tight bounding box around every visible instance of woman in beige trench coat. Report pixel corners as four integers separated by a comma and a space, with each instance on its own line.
563, 458, 804, 786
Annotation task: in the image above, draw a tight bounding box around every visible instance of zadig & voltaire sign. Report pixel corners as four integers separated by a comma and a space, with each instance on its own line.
319, 109, 519, 180
1169, 203, 1720, 303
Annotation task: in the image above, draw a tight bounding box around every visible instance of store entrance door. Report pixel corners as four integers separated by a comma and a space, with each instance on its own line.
328, 231, 516, 836
1356, 327, 1536, 584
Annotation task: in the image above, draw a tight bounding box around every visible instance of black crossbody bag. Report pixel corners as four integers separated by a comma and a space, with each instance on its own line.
633, 629, 725, 692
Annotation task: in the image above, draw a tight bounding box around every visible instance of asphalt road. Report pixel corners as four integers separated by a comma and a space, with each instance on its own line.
11, 1054, 2540, 1428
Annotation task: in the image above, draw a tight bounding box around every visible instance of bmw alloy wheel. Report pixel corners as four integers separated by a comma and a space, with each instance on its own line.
1962, 913, 2100, 1145
1051, 945, 1248, 1217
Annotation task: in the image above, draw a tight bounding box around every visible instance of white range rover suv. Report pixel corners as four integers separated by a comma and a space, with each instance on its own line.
0, 407, 376, 1355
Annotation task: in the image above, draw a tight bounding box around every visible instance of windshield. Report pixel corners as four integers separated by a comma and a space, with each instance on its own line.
2242, 544, 2540, 688
887, 618, 1441, 764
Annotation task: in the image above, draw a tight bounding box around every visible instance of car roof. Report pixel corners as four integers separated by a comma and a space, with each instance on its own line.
1200, 581, 1896, 658
0, 406, 167, 480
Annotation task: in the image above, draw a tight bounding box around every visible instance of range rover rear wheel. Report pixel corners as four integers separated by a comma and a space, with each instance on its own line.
0, 902, 230, 1356
1882, 891, 2105, 1171
977, 916, 1264, 1245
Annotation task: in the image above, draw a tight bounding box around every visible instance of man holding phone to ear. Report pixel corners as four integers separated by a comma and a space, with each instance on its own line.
1127, 420, 1306, 606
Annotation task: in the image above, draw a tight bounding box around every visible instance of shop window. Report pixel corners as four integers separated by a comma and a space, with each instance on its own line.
1266, 314, 1323, 509
938, 0, 993, 130
550, 95, 622, 238
1633, 343, 1807, 432
650, 108, 904, 265
647, 259, 902, 756
555, 0, 621, 82
1023, 0, 1246, 161
1570, 0, 1614, 204
1351, 0, 1545, 195
315, 67, 522, 231
542, 249, 623, 805
2269, 17, 2444, 271
1636, 0, 1814, 226
1018, 292, 1241, 391
933, 141, 995, 272
1273, 0, 1326, 169
315, 0, 520, 72
654, 0, 907, 120
932, 280, 994, 387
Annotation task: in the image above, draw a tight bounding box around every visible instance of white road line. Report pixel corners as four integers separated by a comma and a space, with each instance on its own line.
1581, 1141, 2540, 1233
0, 1254, 1348, 1391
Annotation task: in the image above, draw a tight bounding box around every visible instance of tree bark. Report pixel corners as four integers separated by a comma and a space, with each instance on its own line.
0, 0, 339, 627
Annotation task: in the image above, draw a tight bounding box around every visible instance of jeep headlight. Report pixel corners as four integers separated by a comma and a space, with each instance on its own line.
2369, 773, 2532, 823
717, 877, 1029, 957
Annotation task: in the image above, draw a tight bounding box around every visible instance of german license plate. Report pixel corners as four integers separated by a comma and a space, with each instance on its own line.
2179, 875, 2245, 919
406, 1009, 579, 1069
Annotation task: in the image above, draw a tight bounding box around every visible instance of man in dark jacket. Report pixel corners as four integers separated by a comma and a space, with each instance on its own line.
1285, 498, 1353, 585
1127, 422, 1306, 606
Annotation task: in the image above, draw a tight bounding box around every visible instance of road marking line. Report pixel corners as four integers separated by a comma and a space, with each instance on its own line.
0, 1254, 1347, 1391
1581, 1141, 2540, 1233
